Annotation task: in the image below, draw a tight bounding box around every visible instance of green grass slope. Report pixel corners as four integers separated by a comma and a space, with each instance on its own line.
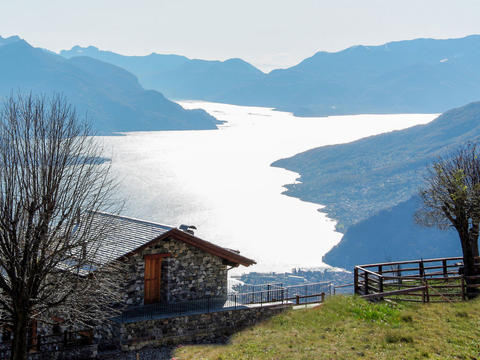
175, 296, 480, 360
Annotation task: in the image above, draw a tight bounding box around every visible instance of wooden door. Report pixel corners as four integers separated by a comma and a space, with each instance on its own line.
144, 255, 162, 304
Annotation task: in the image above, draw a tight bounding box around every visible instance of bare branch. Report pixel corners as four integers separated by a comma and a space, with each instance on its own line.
0, 93, 124, 359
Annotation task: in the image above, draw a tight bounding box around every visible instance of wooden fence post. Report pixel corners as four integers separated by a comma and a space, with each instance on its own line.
296, 295, 300, 305
321, 292, 325, 303
461, 277, 466, 301
419, 260, 425, 279
442, 259, 448, 278
397, 264, 402, 286
354, 267, 359, 295
379, 275, 384, 294
425, 280, 430, 302
364, 272, 369, 295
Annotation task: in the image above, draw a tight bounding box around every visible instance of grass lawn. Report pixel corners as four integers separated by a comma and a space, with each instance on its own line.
174, 295, 480, 360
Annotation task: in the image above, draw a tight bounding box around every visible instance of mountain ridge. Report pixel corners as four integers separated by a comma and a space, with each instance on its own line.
60, 45, 265, 101
61, 35, 480, 116
272, 101, 480, 230
0, 35, 220, 134
272, 101, 480, 267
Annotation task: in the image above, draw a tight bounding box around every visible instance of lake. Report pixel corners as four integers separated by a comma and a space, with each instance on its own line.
99, 101, 436, 274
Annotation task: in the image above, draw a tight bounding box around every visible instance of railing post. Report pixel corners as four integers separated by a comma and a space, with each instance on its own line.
364, 272, 369, 295
443, 259, 448, 278
397, 264, 402, 286
321, 292, 325, 303
378, 265, 383, 275
296, 295, 300, 305
379, 275, 384, 294
267, 284, 271, 302
419, 260, 425, 279
425, 280, 430, 302
354, 267, 359, 294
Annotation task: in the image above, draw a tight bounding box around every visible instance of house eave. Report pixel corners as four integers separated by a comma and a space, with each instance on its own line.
118, 228, 256, 267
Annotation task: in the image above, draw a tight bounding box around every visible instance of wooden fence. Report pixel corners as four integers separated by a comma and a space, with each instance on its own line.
353, 257, 480, 302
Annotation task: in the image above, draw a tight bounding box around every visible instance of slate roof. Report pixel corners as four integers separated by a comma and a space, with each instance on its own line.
90, 212, 173, 265
90, 212, 255, 267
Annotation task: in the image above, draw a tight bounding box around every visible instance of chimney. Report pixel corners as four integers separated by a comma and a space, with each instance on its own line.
179, 224, 197, 235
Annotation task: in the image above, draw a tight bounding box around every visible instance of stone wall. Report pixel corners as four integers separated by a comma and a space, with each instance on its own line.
123, 236, 228, 307
119, 304, 289, 351
29, 345, 98, 360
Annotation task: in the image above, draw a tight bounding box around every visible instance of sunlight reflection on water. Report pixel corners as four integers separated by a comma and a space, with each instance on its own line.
98, 101, 437, 273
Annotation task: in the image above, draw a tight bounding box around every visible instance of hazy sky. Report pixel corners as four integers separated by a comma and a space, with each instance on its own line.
1, 0, 480, 71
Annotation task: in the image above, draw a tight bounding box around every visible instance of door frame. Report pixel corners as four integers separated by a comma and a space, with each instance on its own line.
143, 253, 170, 304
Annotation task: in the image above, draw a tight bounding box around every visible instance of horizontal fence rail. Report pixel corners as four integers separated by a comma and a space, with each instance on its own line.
354, 257, 473, 302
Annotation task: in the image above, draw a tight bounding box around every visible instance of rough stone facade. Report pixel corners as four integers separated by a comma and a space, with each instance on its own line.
29, 345, 98, 360
123, 236, 228, 307
119, 304, 289, 351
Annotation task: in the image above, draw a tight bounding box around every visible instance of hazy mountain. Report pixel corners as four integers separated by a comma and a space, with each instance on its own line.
229, 35, 480, 116
0, 36, 220, 134
63, 36, 480, 117
273, 101, 480, 267
272, 101, 480, 231
60, 46, 265, 100
322, 196, 461, 269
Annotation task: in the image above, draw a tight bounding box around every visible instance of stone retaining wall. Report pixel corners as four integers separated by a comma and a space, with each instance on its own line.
29, 344, 98, 360
119, 304, 290, 351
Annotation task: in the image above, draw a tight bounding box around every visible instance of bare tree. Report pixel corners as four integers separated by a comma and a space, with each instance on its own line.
0, 94, 124, 360
416, 143, 480, 297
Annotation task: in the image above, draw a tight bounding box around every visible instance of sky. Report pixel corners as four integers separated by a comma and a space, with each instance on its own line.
1, 0, 480, 72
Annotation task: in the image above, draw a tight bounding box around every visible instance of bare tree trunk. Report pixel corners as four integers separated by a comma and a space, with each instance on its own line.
0, 94, 124, 355
11, 310, 28, 360
461, 231, 480, 298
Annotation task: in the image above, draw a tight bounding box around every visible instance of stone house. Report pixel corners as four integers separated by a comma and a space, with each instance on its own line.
89, 212, 256, 308
1, 212, 257, 358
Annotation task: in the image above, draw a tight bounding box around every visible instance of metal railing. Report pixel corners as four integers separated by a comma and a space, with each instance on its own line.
120, 281, 333, 322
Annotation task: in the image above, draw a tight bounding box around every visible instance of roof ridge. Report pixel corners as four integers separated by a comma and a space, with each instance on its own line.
93, 211, 175, 230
